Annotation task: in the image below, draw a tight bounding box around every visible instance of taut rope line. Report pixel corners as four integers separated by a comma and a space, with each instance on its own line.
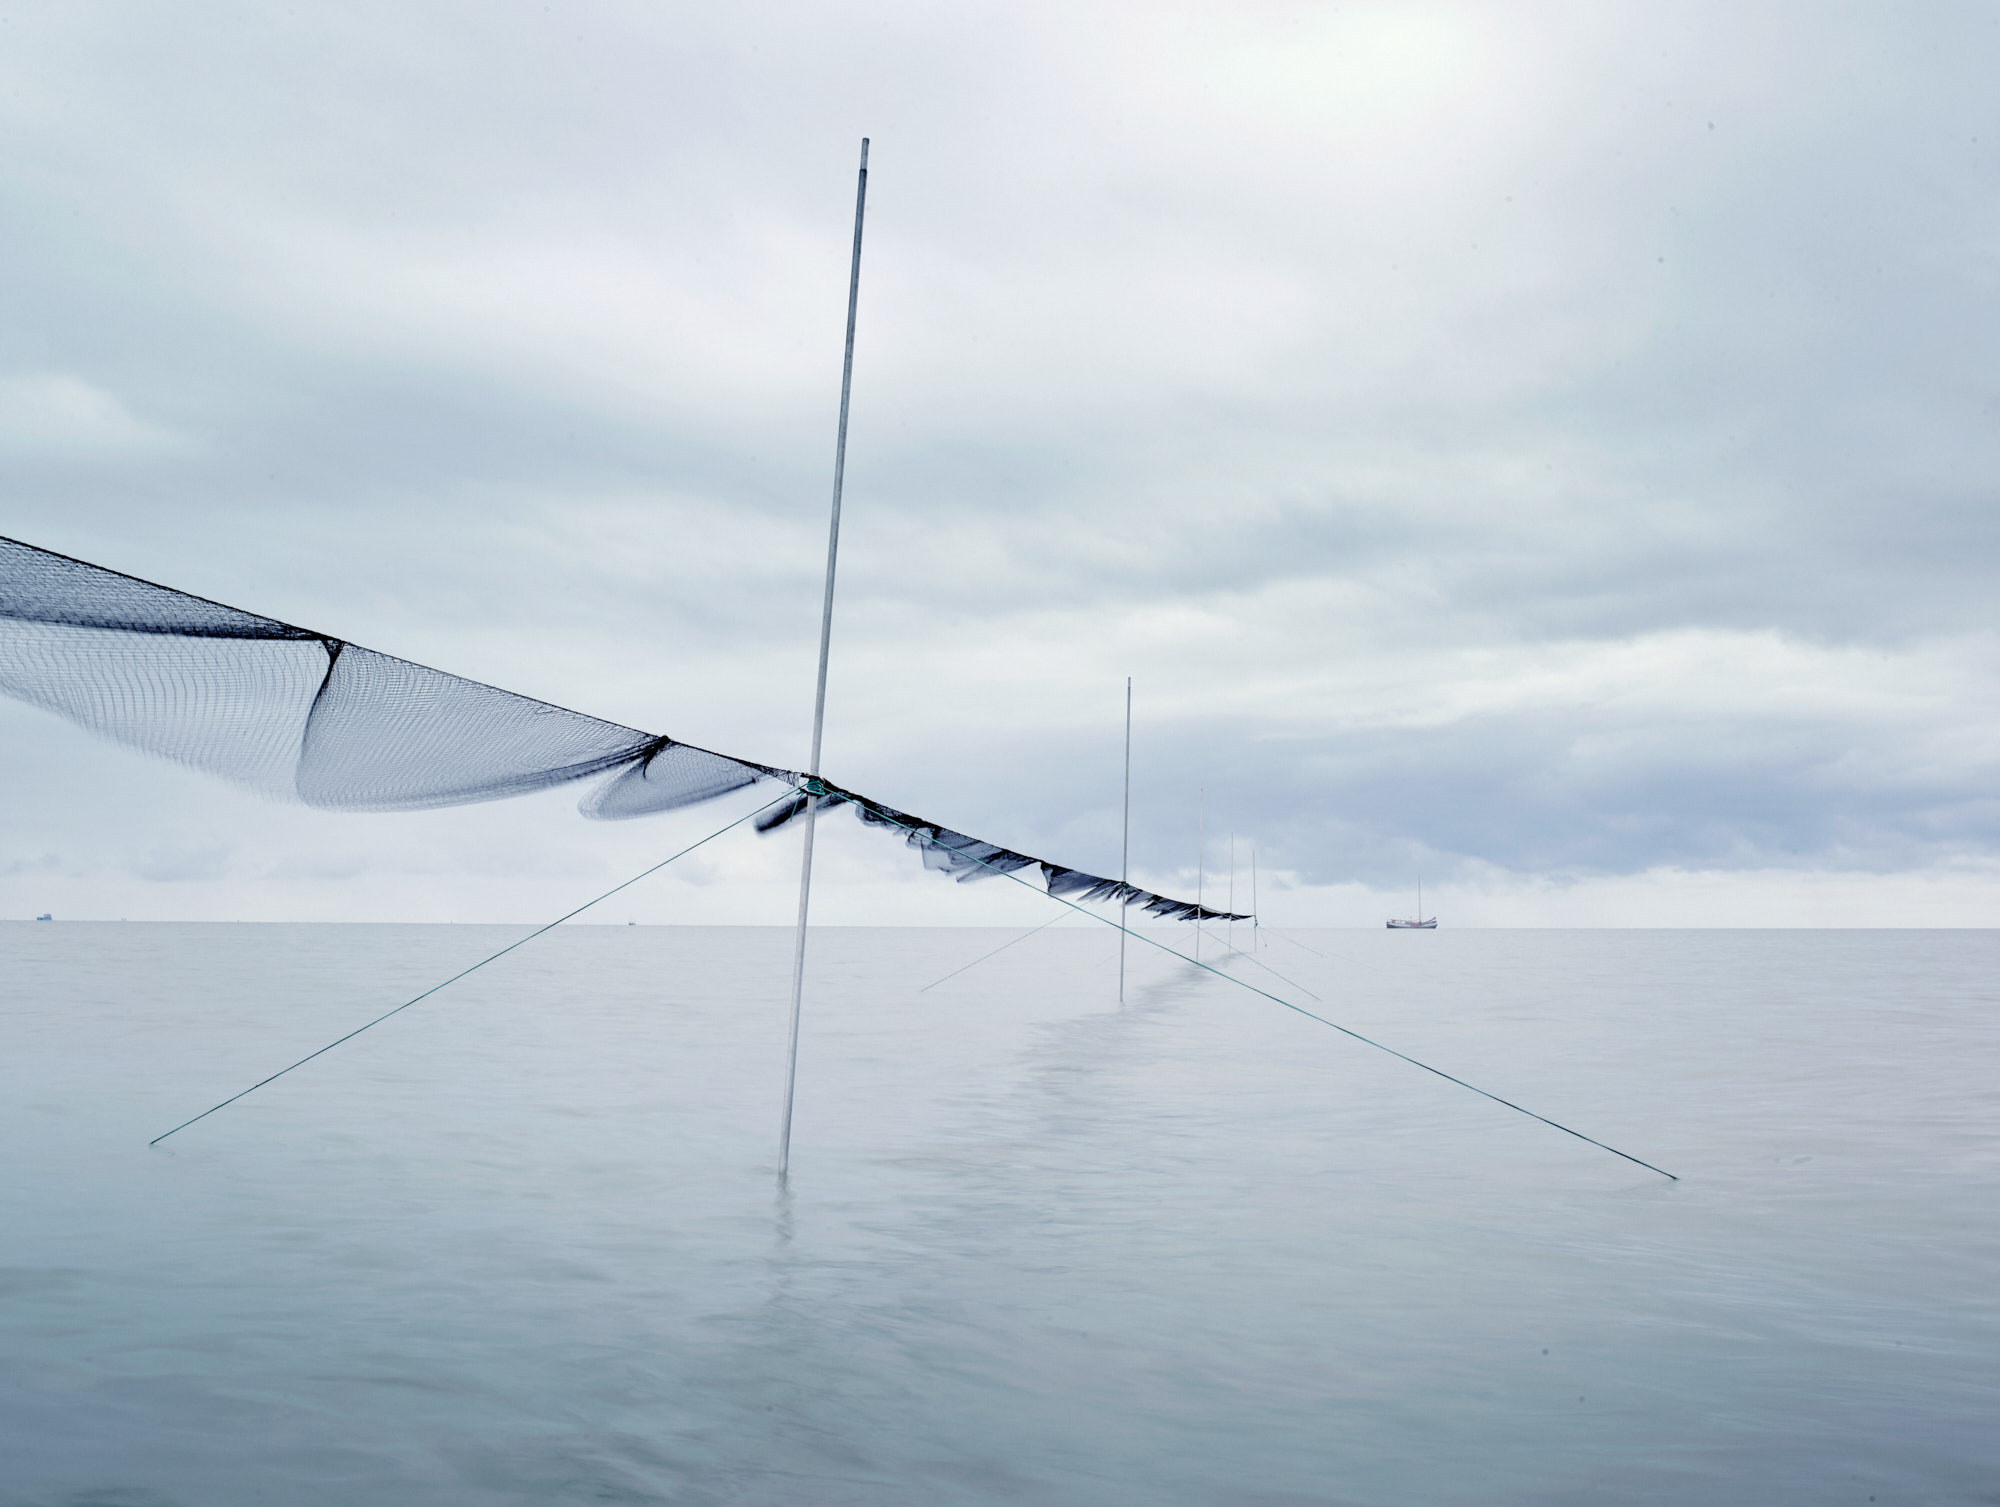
918, 914, 1065, 994
828, 792, 1678, 1182
149, 793, 792, 1147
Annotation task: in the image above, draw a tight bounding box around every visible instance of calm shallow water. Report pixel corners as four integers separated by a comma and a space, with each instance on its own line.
2, 922, 1995, 1505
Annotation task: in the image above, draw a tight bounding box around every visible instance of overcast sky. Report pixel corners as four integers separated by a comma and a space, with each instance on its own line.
3, 1, 1997, 926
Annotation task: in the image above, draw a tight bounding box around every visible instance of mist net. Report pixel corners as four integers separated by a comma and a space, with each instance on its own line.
0, 536, 1243, 923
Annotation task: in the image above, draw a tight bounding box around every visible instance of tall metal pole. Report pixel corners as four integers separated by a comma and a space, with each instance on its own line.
1119, 677, 1131, 1003
1228, 833, 1235, 953
1250, 846, 1258, 948
778, 138, 869, 1180
1195, 787, 1204, 964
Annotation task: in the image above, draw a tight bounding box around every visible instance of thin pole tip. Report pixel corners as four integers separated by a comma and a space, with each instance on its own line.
859, 138, 870, 166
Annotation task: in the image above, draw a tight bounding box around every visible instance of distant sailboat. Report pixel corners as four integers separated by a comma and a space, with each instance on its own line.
1386, 875, 1436, 930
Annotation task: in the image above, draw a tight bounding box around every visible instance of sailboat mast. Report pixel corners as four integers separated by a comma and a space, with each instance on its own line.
778, 138, 870, 1181
1195, 787, 1204, 964
1119, 677, 1131, 1003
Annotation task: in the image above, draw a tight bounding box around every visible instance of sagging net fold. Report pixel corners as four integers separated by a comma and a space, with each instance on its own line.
0, 536, 1243, 923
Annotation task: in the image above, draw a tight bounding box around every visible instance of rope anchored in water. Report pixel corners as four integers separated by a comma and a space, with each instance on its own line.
148, 792, 793, 1147
1191, 924, 1323, 1001
918, 914, 1065, 993
829, 793, 1678, 1182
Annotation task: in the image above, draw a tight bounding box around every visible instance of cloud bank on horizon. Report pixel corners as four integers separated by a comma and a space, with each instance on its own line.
1, 1, 1996, 926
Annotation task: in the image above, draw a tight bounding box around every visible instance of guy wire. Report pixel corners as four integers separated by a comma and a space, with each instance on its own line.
1264, 926, 1331, 959
1260, 925, 1388, 977
148, 791, 794, 1147
830, 794, 1678, 1182
1192, 924, 1323, 1001
919, 913, 1065, 993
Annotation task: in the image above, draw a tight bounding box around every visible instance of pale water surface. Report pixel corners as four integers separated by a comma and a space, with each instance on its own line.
2, 923, 1995, 1505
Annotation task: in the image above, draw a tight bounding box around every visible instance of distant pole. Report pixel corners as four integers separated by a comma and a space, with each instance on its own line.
1251, 847, 1259, 948
1228, 833, 1235, 953
778, 137, 869, 1181
1119, 677, 1131, 1003
1195, 787, 1204, 964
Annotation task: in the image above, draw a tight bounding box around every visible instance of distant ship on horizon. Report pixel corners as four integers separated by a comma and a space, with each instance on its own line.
1386, 876, 1435, 930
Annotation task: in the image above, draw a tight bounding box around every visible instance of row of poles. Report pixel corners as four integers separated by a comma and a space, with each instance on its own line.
1120, 678, 1260, 999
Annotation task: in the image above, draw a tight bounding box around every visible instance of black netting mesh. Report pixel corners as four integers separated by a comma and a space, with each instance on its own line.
0, 536, 1243, 922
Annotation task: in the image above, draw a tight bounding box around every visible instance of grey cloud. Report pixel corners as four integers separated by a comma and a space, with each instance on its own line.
1, 852, 71, 878
127, 843, 233, 883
